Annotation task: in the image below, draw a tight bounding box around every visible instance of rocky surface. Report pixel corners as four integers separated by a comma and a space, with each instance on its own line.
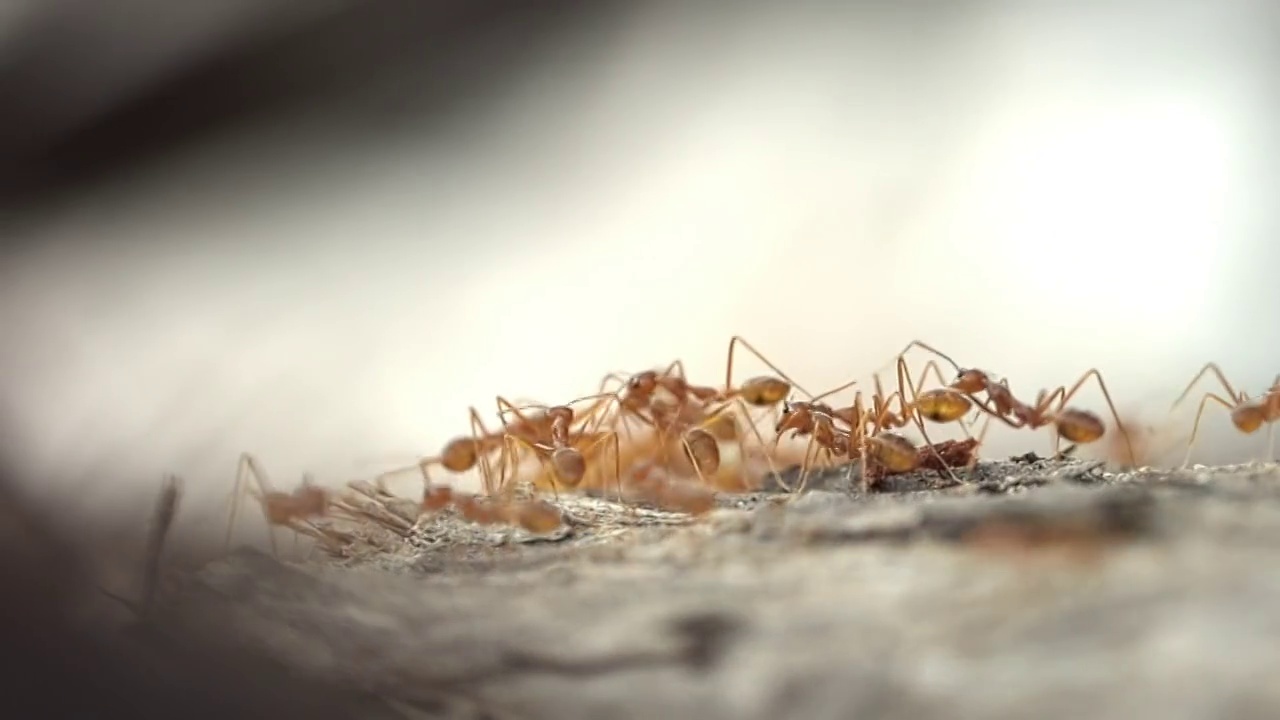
105, 456, 1280, 719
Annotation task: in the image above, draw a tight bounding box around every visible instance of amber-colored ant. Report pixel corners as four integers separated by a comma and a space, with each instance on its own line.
404, 391, 617, 496
887, 340, 1135, 464
225, 453, 332, 558
421, 485, 563, 534
623, 460, 717, 516
589, 337, 804, 492
775, 341, 980, 486
771, 399, 852, 491
771, 400, 965, 492
494, 394, 624, 500
948, 367, 1134, 462
1170, 362, 1280, 466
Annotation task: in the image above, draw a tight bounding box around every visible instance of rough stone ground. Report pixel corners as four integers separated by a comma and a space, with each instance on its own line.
103, 456, 1280, 719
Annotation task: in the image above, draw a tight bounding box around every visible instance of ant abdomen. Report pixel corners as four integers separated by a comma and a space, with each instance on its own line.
1230, 405, 1267, 434
511, 499, 563, 533
868, 432, 919, 473
682, 428, 722, 475
739, 376, 791, 406
439, 437, 481, 473
703, 413, 739, 441
550, 447, 587, 485
914, 389, 972, 423
1054, 408, 1106, 444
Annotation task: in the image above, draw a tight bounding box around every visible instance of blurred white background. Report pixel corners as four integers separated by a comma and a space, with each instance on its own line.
1, 1, 1277, 533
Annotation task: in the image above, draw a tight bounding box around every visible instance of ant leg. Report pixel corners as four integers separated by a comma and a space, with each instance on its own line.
1182, 392, 1237, 467
868, 340, 963, 382
1026, 386, 1069, 457
663, 359, 688, 379
896, 357, 962, 484
235, 453, 280, 558
467, 407, 500, 496
725, 335, 813, 398
578, 431, 623, 501
502, 434, 559, 499
496, 396, 546, 429
1171, 362, 1242, 410
916, 360, 950, 390
812, 377, 861, 404
701, 396, 781, 492
679, 434, 715, 489
764, 428, 796, 493
794, 433, 820, 494
558, 391, 626, 432
973, 411, 995, 448
225, 454, 251, 555
1055, 369, 1136, 466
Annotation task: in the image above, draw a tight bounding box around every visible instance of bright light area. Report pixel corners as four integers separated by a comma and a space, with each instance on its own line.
976, 96, 1230, 344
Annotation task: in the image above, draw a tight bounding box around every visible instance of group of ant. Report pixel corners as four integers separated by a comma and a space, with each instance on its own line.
228, 337, 1280, 555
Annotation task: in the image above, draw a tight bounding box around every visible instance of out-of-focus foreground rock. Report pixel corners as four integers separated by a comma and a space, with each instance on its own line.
95, 458, 1280, 719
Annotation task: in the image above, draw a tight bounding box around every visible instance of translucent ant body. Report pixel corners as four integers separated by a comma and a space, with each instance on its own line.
1170, 362, 1280, 466
421, 485, 563, 533
225, 453, 333, 558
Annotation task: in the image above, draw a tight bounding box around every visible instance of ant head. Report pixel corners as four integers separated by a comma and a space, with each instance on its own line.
546, 405, 574, 425
951, 368, 988, 394
627, 371, 658, 394
775, 400, 806, 433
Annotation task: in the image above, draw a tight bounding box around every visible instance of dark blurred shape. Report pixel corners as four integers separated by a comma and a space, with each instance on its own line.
0, 462, 380, 719
0, 0, 621, 209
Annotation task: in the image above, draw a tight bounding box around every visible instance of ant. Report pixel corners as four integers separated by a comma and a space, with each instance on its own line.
1170, 362, 1280, 466
623, 460, 717, 516
225, 453, 332, 558
889, 339, 1136, 464
592, 337, 805, 491
948, 367, 1134, 463
495, 395, 623, 500
407, 391, 618, 496
772, 401, 958, 492
811, 356, 970, 485
421, 485, 563, 534
771, 399, 850, 491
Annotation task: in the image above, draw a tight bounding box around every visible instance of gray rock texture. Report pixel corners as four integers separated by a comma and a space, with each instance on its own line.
106, 457, 1280, 719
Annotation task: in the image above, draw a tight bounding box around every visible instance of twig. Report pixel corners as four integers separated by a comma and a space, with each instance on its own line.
100, 475, 182, 620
